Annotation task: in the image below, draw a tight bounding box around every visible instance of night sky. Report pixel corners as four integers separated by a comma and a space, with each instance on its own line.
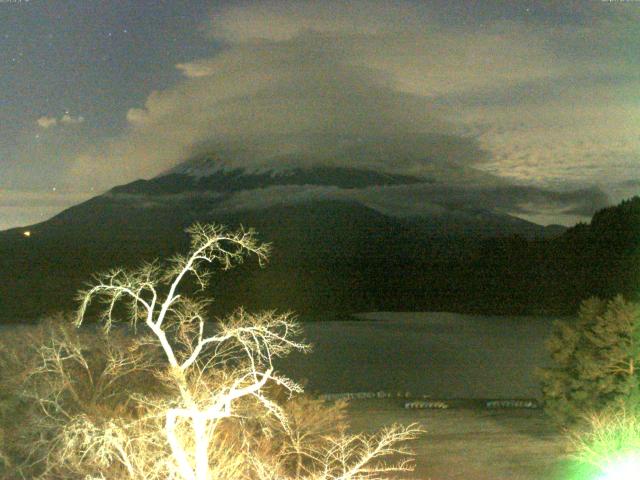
1, 0, 639, 230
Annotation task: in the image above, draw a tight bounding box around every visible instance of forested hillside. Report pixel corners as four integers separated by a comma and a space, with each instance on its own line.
0, 197, 637, 321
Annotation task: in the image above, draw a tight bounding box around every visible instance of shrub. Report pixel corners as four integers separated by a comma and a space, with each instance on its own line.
568, 406, 640, 472
1, 223, 420, 479
0, 315, 168, 479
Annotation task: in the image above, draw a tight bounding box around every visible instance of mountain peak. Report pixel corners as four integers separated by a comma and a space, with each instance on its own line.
118, 157, 428, 197
160, 153, 295, 179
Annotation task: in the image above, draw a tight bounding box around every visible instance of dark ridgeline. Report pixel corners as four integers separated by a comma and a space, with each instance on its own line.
0, 159, 637, 323
462, 196, 640, 314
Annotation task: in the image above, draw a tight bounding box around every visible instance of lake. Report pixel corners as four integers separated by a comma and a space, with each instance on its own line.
1, 311, 560, 399
278, 312, 560, 399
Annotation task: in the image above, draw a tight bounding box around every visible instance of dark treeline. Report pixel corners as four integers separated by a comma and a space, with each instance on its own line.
211, 197, 640, 316
462, 196, 640, 314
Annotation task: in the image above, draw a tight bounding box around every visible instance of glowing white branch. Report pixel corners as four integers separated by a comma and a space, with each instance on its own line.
59, 223, 422, 480
75, 224, 293, 480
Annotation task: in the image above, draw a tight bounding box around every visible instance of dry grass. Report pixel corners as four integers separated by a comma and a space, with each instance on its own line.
345, 399, 571, 480
0, 317, 421, 480
1, 223, 423, 479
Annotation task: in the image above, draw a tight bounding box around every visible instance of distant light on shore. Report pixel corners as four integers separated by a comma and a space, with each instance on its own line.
23, 230, 31, 237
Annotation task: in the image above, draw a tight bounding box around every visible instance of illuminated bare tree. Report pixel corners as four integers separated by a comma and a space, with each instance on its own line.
75, 224, 303, 480
69, 223, 421, 480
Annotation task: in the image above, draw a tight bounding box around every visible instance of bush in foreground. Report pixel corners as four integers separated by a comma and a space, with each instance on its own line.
569, 406, 640, 470
1, 223, 420, 479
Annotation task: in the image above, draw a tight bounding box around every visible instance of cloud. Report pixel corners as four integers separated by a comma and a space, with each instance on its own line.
107, 180, 609, 228
73, 29, 472, 187
175, 62, 215, 78
207, 1, 424, 43
37, 113, 84, 129
125, 108, 147, 125
37, 116, 58, 129
60, 114, 84, 125
345, 183, 610, 221
61, 0, 637, 220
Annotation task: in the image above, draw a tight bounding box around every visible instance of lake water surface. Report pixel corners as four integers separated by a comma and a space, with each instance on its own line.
278, 312, 560, 399
1, 312, 560, 399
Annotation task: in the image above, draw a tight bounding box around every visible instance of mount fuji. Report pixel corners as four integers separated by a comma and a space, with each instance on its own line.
0, 147, 567, 322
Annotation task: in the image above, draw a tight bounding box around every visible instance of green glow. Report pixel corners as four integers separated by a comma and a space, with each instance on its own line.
566, 407, 640, 480
598, 454, 640, 480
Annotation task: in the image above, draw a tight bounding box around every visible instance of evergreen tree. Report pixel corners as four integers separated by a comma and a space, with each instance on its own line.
539, 296, 640, 425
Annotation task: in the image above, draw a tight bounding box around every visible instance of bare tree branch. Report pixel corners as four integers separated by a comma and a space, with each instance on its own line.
8, 223, 421, 480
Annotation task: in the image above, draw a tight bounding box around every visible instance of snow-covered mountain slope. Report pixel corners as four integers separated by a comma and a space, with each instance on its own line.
103, 150, 563, 239
113, 160, 427, 195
